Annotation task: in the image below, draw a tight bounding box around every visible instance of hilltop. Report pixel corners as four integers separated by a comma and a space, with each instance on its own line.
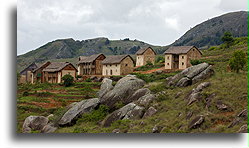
172, 11, 247, 48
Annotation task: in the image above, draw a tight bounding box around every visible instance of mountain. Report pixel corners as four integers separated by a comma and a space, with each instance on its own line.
17, 37, 168, 72
172, 11, 248, 48
17, 11, 247, 72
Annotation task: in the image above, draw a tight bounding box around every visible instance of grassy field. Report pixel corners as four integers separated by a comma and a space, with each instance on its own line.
17, 37, 247, 133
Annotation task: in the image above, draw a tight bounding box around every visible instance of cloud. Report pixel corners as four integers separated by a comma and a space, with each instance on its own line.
17, 0, 247, 55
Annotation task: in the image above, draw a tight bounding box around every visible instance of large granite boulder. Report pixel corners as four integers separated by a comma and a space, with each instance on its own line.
167, 63, 214, 87
22, 116, 49, 133
100, 75, 145, 109
98, 78, 113, 99
58, 98, 100, 126
124, 88, 151, 104
136, 94, 156, 107
102, 103, 144, 127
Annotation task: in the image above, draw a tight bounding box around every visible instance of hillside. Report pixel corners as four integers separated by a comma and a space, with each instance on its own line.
172, 11, 247, 48
17, 37, 247, 133
17, 38, 167, 72
17, 11, 247, 72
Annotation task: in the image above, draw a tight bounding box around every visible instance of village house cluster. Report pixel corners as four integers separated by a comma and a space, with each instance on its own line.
19, 46, 202, 84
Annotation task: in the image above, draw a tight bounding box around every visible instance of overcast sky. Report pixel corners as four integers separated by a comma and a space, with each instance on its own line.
17, 0, 247, 55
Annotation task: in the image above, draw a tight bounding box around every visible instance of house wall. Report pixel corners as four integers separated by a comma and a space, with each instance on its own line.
120, 56, 134, 75
143, 48, 156, 65
179, 54, 187, 70
102, 64, 121, 76
136, 55, 144, 67
186, 47, 202, 67
165, 54, 173, 69
95, 54, 105, 75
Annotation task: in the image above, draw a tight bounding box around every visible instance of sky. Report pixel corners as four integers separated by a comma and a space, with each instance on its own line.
17, 0, 247, 55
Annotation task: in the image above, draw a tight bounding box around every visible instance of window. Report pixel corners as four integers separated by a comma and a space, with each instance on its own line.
125, 64, 128, 66
109, 65, 111, 67
116, 64, 118, 67
182, 56, 184, 59
167, 56, 169, 60
110, 70, 113, 75
167, 63, 169, 65
182, 62, 184, 65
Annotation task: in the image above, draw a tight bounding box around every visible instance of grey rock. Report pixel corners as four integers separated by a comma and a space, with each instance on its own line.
58, 98, 100, 125
175, 92, 182, 99
102, 103, 144, 127
237, 109, 247, 119
192, 65, 214, 84
188, 115, 204, 129
112, 129, 121, 133
186, 63, 210, 79
152, 125, 163, 133
98, 78, 113, 99
205, 93, 216, 109
187, 92, 201, 106
22, 116, 49, 133
41, 123, 57, 133
136, 94, 156, 107
195, 82, 211, 92
100, 75, 145, 109
176, 77, 192, 87
228, 118, 241, 128
125, 88, 151, 104
216, 100, 228, 110
154, 70, 163, 74
237, 124, 247, 133
186, 111, 193, 120
143, 107, 157, 118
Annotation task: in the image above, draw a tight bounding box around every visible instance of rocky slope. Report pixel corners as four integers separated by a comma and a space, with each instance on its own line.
172, 11, 247, 48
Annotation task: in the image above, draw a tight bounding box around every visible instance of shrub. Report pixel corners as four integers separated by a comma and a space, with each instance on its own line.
76, 75, 82, 79
85, 78, 92, 82
190, 59, 203, 65
221, 32, 234, 48
22, 91, 29, 96
156, 56, 165, 63
77, 105, 109, 123
229, 50, 246, 73
62, 74, 74, 87
146, 61, 153, 66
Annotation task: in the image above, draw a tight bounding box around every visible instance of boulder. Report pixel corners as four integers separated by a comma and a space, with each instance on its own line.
187, 92, 201, 106
152, 125, 163, 133
237, 109, 247, 119
166, 63, 214, 87
176, 77, 192, 87
237, 124, 247, 133
192, 66, 214, 84
102, 103, 144, 127
195, 82, 211, 92
136, 94, 156, 107
112, 129, 121, 133
216, 100, 229, 110
125, 88, 151, 104
143, 107, 157, 118
205, 93, 216, 109
100, 75, 145, 109
98, 78, 113, 99
41, 123, 57, 133
188, 115, 204, 129
22, 116, 49, 133
58, 98, 100, 126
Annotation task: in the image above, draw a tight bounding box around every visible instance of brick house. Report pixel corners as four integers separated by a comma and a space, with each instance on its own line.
135, 47, 156, 66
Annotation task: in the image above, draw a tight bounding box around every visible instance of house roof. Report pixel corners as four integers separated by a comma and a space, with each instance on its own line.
164, 46, 202, 55
20, 63, 38, 75
102, 55, 134, 65
32, 61, 51, 73
78, 54, 105, 64
135, 47, 156, 55
43, 62, 77, 72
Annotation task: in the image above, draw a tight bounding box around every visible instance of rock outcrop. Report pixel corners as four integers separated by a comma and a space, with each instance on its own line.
99, 75, 145, 109
58, 98, 100, 126
166, 63, 214, 87
22, 116, 49, 133
101, 103, 144, 127
188, 115, 205, 129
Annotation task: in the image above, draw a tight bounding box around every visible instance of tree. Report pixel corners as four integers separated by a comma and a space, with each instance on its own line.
62, 74, 74, 87
229, 50, 246, 73
221, 32, 234, 48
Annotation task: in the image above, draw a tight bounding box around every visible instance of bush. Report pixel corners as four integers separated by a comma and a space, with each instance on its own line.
229, 50, 246, 73
62, 74, 74, 87
190, 59, 203, 65
221, 32, 234, 48
85, 78, 92, 82
156, 56, 165, 63
77, 105, 109, 123
22, 91, 29, 96
146, 61, 153, 66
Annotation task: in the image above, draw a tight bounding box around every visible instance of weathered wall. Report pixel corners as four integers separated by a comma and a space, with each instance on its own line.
143, 48, 156, 65
165, 54, 173, 69
136, 55, 144, 66
102, 64, 121, 76
179, 54, 187, 70
120, 56, 134, 75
